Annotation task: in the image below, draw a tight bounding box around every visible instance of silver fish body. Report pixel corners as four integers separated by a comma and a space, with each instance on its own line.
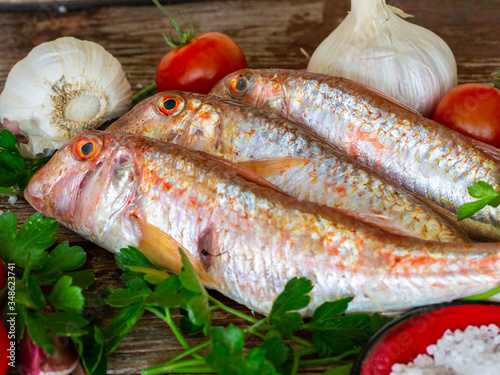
108, 91, 467, 243
211, 69, 500, 241
25, 131, 500, 316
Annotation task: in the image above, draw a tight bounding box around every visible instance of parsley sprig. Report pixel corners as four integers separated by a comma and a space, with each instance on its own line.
0, 129, 51, 193
104, 247, 390, 375
457, 181, 500, 220
0, 211, 95, 358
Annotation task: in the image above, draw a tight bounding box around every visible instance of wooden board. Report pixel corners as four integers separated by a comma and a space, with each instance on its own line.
1, 0, 499, 373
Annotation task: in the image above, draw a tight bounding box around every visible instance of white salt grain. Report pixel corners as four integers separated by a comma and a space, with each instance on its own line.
8, 194, 17, 205
390, 324, 500, 375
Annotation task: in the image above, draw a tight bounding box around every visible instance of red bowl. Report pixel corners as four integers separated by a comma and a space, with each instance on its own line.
351, 301, 500, 375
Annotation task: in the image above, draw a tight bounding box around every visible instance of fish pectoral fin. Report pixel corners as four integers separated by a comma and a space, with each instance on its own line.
193, 150, 290, 196
135, 218, 214, 286
237, 158, 314, 177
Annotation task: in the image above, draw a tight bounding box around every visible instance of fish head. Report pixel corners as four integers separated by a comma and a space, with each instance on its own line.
108, 91, 223, 153
24, 130, 140, 247
210, 69, 285, 112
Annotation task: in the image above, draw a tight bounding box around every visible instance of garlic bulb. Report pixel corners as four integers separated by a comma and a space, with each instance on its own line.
307, 0, 457, 117
0, 36, 132, 157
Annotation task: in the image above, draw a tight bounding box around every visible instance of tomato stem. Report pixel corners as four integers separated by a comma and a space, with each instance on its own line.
132, 83, 157, 104
492, 70, 500, 89
152, 0, 194, 49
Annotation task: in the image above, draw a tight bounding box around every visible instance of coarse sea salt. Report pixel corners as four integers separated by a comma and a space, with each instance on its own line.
390, 324, 500, 375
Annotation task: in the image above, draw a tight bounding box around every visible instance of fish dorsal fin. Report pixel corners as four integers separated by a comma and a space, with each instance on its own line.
469, 137, 500, 164
336, 209, 422, 238
237, 158, 313, 178
193, 150, 290, 196
347, 78, 423, 117
134, 217, 214, 286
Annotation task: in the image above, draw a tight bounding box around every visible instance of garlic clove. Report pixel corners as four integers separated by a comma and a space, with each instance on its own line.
0, 36, 132, 158
307, 0, 457, 117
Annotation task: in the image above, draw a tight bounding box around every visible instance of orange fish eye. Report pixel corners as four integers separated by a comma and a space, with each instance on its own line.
73, 136, 101, 161
229, 74, 250, 97
157, 95, 185, 116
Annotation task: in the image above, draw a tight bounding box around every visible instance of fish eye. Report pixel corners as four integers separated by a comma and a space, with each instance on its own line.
157, 94, 185, 116
229, 74, 251, 97
73, 135, 101, 161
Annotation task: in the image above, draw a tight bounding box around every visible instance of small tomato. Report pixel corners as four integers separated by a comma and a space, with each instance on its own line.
155, 31, 247, 95
432, 81, 500, 148
0, 322, 9, 374
153, 1, 247, 95
0, 260, 6, 291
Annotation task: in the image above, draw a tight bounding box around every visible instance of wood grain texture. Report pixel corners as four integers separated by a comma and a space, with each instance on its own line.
1, 0, 499, 373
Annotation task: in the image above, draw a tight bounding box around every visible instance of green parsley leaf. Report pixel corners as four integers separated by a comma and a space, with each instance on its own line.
268, 277, 312, 337
0, 129, 52, 189
73, 320, 107, 375
457, 181, 500, 220
0, 212, 57, 269
47, 275, 85, 313
0, 129, 27, 187
26, 311, 55, 355
369, 313, 392, 335
178, 308, 204, 334
145, 274, 184, 307
14, 276, 47, 311
105, 277, 152, 307
259, 333, 293, 375
104, 300, 146, 355
65, 269, 96, 290
116, 246, 161, 271
116, 246, 168, 283
178, 248, 211, 335
206, 325, 278, 375
43, 312, 89, 336
306, 313, 371, 357
0, 129, 20, 153
34, 241, 86, 284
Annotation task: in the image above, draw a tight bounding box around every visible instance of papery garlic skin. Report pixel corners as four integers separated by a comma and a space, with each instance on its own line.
307, 0, 457, 117
0, 36, 132, 157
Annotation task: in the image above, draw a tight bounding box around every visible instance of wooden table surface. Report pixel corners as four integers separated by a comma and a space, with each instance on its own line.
1, 0, 499, 373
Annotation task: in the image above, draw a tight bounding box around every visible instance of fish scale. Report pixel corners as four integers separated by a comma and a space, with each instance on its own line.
210, 68, 500, 241
108, 91, 467, 243
24, 131, 500, 315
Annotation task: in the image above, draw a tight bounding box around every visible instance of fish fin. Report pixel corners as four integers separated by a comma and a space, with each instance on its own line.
339, 210, 423, 238
399, 192, 471, 242
351, 79, 423, 117
237, 158, 313, 177
134, 217, 214, 286
469, 137, 500, 164
194, 150, 291, 196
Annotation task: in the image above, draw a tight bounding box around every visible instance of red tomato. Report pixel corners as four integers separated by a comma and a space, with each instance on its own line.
0, 322, 9, 374
155, 31, 247, 95
432, 83, 500, 148
0, 261, 6, 291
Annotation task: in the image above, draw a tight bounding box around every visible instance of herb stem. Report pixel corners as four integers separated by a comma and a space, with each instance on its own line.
460, 285, 500, 301
291, 346, 317, 375
164, 340, 212, 366
147, 307, 203, 360
132, 83, 157, 104
299, 348, 361, 367
208, 295, 259, 324
290, 335, 314, 347
143, 359, 214, 375
492, 70, 500, 89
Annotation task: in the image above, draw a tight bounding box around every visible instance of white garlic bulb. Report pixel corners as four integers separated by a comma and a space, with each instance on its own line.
307, 0, 457, 117
0, 36, 132, 157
